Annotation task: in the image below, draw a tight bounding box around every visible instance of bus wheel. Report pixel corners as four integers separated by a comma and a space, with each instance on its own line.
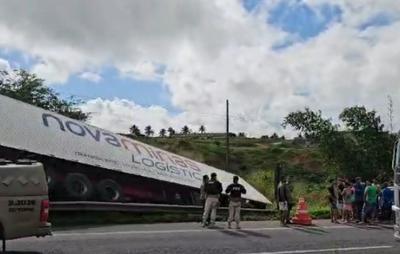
64, 173, 93, 200
96, 179, 123, 202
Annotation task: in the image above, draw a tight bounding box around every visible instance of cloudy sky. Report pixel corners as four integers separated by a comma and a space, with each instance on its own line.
0, 0, 399, 137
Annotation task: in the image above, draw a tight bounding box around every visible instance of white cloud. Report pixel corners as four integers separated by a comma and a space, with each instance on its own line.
79, 71, 102, 83
0, 0, 400, 136
80, 98, 187, 135
0, 58, 18, 82
0, 58, 10, 71
118, 61, 162, 81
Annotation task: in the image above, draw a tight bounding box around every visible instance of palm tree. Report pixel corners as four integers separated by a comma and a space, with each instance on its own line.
181, 125, 190, 135
129, 124, 141, 136
167, 127, 175, 137
159, 128, 166, 137
199, 125, 206, 134
144, 125, 154, 137
271, 133, 279, 139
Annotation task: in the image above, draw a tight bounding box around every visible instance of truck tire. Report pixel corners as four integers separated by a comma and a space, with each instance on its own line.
64, 173, 93, 200
96, 179, 123, 202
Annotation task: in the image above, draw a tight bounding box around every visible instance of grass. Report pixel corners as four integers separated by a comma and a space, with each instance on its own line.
145, 136, 333, 214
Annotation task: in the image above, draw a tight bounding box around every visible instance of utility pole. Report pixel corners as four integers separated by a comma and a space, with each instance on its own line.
226, 99, 230, 172
388, 95, 394, 133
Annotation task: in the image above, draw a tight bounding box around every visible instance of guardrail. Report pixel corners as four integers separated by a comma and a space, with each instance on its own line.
50, 201, 274, 216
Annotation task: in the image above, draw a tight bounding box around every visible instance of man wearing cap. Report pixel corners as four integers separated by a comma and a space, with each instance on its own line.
202, 172, 223, 227
226, 176, 246, 229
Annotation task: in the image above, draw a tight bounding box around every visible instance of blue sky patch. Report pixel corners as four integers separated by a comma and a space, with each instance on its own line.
53, 67, 181, 114
242, 0, 263, 12
0, 49, 36, 70
0, 48, 180, 114
268, 1, 341, 40
359, 13, 395, 30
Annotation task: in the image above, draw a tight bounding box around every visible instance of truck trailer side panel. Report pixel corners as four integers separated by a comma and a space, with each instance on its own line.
0, 94, 270, 205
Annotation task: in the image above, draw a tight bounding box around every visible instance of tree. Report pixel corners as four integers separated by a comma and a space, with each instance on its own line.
270, 133, 279, 139
283, 107, 395, 179
339, 106, 384, 132
339, 106, 393, 178
199, 125, 206, 134
181, 125, 190, 135
144, 125, 154, 137
238, 132, 246, 137
0, 69, 88, 121
282, 107, 335, 141
159, 128, 166, 137
167, 127, 176, 137
129, 124, 141, 136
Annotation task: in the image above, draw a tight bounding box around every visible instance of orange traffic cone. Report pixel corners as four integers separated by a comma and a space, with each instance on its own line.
292, 197, 312, 225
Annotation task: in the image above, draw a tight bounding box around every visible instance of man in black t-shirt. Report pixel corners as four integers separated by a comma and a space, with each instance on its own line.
226, 176, 246, 229
202, 173, 223, 227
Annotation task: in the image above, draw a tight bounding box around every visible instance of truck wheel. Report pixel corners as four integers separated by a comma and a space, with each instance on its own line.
96, 179, 123, 202
64, 173, 93, 200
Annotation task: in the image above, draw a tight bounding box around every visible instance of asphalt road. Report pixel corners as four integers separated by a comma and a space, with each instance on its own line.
6, 220, 400, 254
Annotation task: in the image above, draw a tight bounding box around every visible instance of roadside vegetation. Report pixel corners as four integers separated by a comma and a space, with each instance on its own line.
131, 105, 396, 217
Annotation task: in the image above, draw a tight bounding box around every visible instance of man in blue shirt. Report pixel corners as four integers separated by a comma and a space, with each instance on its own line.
381, 182, 394, 221
353, 177, 365, 222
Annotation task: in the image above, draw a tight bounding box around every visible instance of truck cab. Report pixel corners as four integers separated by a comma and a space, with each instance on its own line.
393, 139, 400, 240
0, 160, 51, 251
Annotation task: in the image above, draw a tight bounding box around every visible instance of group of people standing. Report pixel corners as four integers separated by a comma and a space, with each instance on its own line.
328, 177, 394, 224
200, 173, 246, 229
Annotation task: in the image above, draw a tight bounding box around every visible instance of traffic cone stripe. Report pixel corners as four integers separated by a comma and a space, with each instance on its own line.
291, 197, 312, 226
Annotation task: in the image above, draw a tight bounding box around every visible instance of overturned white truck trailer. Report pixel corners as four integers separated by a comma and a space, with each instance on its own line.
0, 94, 270, 208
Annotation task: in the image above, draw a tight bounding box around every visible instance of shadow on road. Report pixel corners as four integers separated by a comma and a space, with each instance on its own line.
291, 226, 328, 235
238, 230, 271, 239
3, 252, 43, 254
218, 229, 247, 238
350, 224, 387, 230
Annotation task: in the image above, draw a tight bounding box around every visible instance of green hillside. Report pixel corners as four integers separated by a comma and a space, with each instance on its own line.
132, 135, 330, 210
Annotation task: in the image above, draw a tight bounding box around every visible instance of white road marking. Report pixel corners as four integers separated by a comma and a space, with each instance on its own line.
54, 225, 354, 237
243, 245, 393, 254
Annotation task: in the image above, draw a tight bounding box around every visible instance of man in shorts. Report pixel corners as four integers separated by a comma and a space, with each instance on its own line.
277, 177, 289, 226
362, 180, 378, 223
328, 179, 338, 223
342, 182, 354, 223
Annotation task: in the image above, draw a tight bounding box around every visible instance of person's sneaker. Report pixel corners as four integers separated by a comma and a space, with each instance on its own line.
236, 225, 241, 230
227, 223, 232, 229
